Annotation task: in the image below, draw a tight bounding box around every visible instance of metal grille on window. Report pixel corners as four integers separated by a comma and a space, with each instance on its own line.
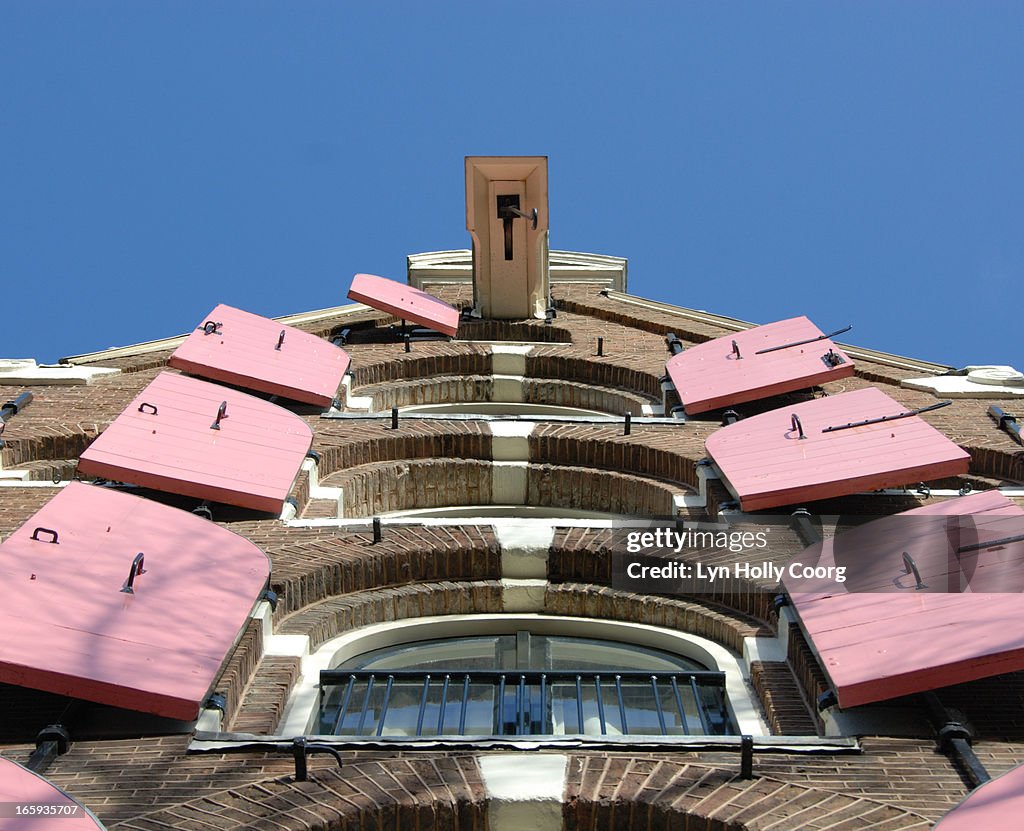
318, 634, 734, 738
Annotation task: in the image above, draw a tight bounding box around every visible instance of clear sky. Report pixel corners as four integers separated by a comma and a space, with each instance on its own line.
3, 3, 1021, 369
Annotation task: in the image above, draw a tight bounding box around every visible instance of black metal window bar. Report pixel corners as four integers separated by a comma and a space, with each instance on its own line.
319, 670, 732, 738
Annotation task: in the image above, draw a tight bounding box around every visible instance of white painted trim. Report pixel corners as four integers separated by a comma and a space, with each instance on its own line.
480, 754, 567, 831
60, 303, 369, 364
277, 613, 768, 738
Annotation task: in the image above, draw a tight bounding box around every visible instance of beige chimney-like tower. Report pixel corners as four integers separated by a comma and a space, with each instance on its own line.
465, 156, 549, 320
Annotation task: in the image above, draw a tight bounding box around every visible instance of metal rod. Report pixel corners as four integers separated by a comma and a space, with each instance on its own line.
436, 675, 450, 735
790, 508, 822, 547
372, 517, 382, 544
459, 675, 470, 734
291, 738, 343, 782
922, 692, 991, 789
740, 734, 754, 779
690, 677, 712, 735
594, 676, 607, 735
276, 330, 285, 351
989, 406, 1023, 446
517, 676, 527, 734
670, 677, 690, 735
374, 676, 395, 737
391, 406, 399, 429
624, 412, 631, 436
614, 676, 628, 734
755, 325, 853, 355
355, 676, 375, 735
0, 391, 33, 422
331, 675, 357, 734
404, 333, 411, 353
597, 337, 604, 357
540, 675, 548, 734
497, 676, 506, 734
957, 532, 1024, 554
575, 676, 584, 734
731, 340, 742, 360
822, 400, 952, 433
665, 333, 684, 356
650, 677, 668, 736
415, 675, 431, 737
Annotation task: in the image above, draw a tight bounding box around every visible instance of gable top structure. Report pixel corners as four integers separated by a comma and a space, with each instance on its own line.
2, 155, 1024, 830
465, 156, 550, 320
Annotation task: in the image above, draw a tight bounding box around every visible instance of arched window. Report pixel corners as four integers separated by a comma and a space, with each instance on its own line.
314, 623, 738, 738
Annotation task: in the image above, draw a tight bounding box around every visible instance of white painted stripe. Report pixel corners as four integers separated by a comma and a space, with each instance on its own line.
479, 754, 567, 831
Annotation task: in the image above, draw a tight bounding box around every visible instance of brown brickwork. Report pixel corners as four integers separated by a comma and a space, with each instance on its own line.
4, 280, 1022, 831
564, 755, 935, 830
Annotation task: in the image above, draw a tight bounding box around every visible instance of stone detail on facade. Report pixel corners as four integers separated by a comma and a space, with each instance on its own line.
903, 365, 1024, 398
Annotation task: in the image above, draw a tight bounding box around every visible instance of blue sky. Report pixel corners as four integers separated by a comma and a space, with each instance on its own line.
3, 3, 1021, 368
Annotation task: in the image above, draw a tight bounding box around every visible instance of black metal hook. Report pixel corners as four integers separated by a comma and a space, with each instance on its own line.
121, 552, 146, 594
291, 737, 343, 782
276, 330, 285, 351
902, 552, 927, 590
137, 402, 158, 415
30, 527, 59, 544
201, 320, 222, 336
731, 340, 742, 360
210, 401, 227, 430
789, 414, 806, 440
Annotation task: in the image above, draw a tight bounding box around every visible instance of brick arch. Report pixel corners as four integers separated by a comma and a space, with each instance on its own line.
349, 349, 493, 388
111, 761, 488, 831
355, 376, 657, 415
964, 443, 1024, 483
311, 421, 492, 479
275, 581, 763, 659
528, 353, 665, 400
564, 756, 935, 831
317, 460, 682, 518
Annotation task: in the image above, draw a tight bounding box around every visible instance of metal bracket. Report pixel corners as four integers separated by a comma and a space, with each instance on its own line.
201, 320, 222, 335
821, 349, 845, 368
